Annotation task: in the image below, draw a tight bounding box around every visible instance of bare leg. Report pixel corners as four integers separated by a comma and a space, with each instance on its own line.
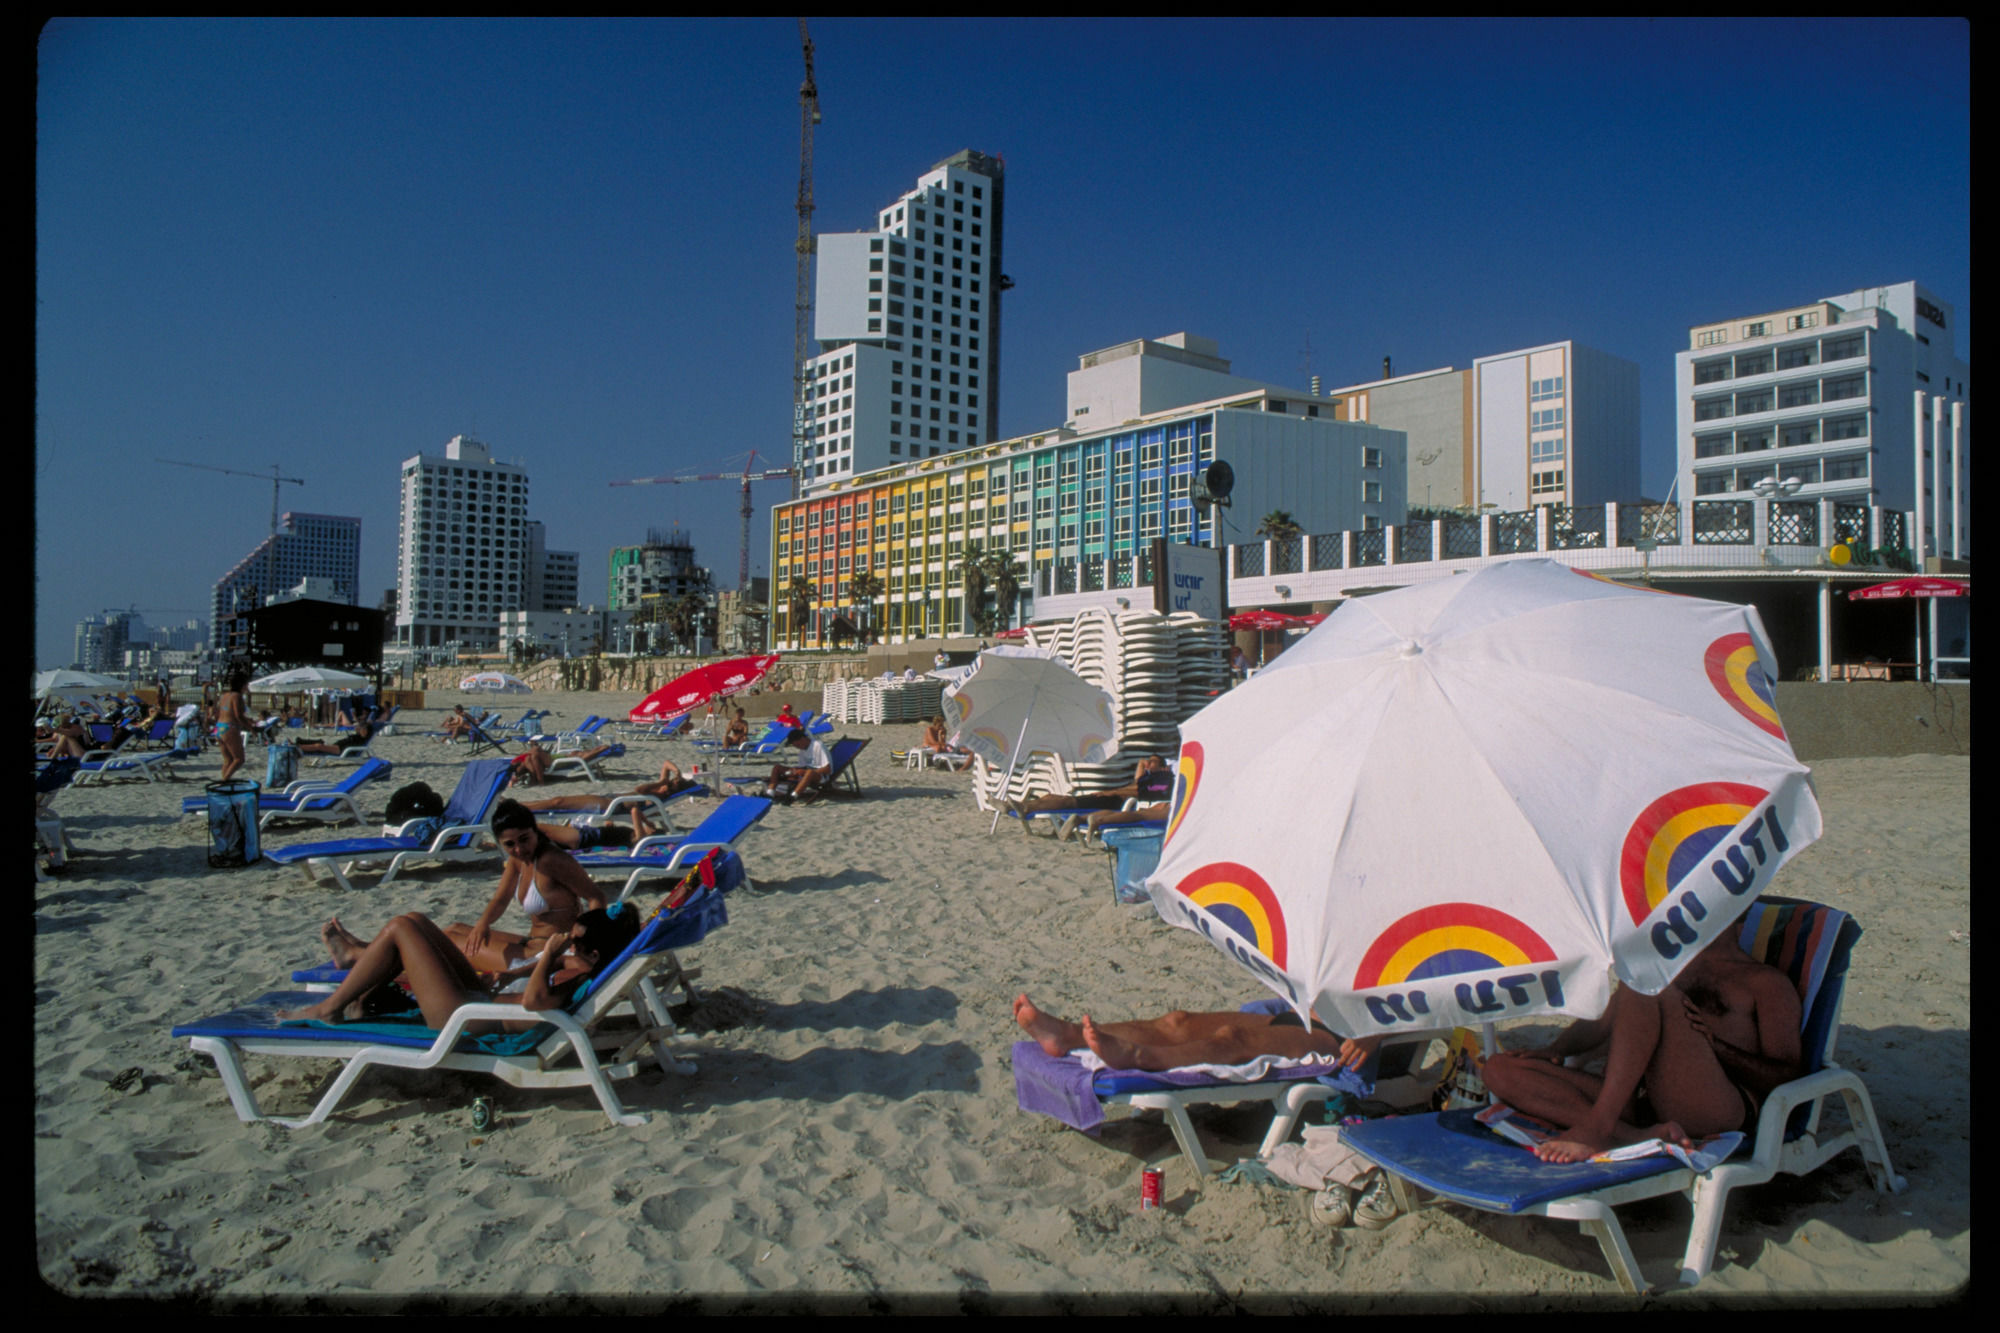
1014, 993, 1087, 1055
1080, 1013, 1354, 1071
285, 914, 489, 1028
519, 794, 611, 814
1482, 988, 1693, 1162
442, 921, 536, 973
321, 916, 370, 968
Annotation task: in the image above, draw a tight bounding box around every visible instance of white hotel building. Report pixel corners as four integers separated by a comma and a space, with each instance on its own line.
1676, 281, 1970, 559
393, 435, 529, 651
801, 149, 1006, 491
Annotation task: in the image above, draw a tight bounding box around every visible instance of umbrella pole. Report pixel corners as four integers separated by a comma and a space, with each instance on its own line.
988, 714, 1033, 835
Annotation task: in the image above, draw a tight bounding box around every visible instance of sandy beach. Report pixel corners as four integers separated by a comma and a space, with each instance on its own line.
34, 692, 1969, 1308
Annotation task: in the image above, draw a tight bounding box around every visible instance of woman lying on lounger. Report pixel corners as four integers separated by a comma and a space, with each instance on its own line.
512, 758, 702, 847
285, 905, 641, 1029
1012, 993, 1380, 1072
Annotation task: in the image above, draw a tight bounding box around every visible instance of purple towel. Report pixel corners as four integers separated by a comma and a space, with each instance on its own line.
1012, 1041, 1106, 1133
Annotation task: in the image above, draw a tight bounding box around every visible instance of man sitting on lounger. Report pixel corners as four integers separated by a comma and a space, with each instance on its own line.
1007, 755, 1173, 838
1479, 930, 1803, 1163
1013, 993, 1379, 1072
763, 728, 831, 800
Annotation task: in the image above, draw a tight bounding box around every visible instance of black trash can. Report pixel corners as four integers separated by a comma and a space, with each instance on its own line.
206, 779, 262, 868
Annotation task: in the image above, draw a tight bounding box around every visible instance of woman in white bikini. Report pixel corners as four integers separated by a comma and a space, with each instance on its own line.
400, 798, 609, 974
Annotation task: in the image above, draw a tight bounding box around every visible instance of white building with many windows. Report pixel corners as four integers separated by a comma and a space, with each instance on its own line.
210, 512, 362, 651
1676, 281, 1969, 559
393, 435, 529, 651
801, 149, 1005, 491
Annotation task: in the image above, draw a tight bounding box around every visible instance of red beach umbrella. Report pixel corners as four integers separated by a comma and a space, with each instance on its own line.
629, 654, 781, 724
1845, 577, 1969, 601
1229, 610, 1308, 631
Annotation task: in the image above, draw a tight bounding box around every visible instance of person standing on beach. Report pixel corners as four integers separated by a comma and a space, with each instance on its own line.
214, 667, 251, 782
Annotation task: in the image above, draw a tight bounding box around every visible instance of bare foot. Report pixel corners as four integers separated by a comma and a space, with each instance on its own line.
1013, 993, 1083, 1056
321, 918, 365, 968
279, 1000, 338, 1023
1644, 1120, 1694, 1149
1081, 1015, 1147, 1070
1533, 1125, 1618, 1163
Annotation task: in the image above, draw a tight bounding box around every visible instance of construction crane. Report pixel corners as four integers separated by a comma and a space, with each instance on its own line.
791, 17, 820, 500
156, 458, 306, 604
610, 451, 797, 592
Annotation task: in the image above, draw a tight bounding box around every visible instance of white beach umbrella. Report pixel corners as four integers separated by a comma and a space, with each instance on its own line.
33, 669, 124, 699
459, 671, 533, 693
1147, 559, 1822, 1036
943, 646, 1119, 833
249, 666, 372, 691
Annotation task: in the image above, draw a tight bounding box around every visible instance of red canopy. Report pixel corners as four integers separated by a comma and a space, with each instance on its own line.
994, 626, 1030, 640
1846, 578, 1970, 602
1229, 610, 1309, 631
629, 654, 781, 723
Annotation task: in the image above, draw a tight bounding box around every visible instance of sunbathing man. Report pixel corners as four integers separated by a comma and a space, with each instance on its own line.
763, 728, 831, 800
293, 711, 376, 755
513, 759, 704, 846
1008, 755, 1173, 839
1013, 993, 1379, 1072
437, 705, 474, 742
508, 739, 622, 786
1480, 929, 1803, 1163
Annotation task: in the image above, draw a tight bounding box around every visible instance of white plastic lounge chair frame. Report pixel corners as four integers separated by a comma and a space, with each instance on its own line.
180, 919, 704, 1129
1350, 898, 1905, 1293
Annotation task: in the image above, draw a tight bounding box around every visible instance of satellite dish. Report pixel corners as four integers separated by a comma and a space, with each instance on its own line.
1203, 460, 1235, 503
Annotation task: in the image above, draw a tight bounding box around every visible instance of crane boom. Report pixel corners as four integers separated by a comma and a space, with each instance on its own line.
792, 18, 820, 500
608, 452, 796, 592
157, 458, 306, 605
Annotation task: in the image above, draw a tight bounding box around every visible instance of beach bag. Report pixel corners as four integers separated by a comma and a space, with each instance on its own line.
384, 781, 444, 826
265, 742, 300, 790
206, 779, 261, 868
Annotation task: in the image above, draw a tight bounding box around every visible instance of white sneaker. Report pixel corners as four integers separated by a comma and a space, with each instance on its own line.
1352, 1172, 1399, 1230
1309, 1183, 1355, 1228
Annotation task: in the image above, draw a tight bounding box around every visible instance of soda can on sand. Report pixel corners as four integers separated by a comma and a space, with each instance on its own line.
471, 1096, 494, 1132
1140, 1167, 1163, 1209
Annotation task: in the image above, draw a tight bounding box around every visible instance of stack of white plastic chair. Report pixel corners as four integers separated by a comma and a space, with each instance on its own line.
967, 607, 1224, 812
821, 679, 849, 724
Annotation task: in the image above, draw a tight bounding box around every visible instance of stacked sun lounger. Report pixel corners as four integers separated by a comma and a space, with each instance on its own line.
824, 677, 946, 724
968, 609, 1228, 812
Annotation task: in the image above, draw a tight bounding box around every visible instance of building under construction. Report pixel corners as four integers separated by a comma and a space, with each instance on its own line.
608, 528, 713, 611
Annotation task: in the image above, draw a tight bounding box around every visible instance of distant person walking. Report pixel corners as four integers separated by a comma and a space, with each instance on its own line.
215, 666, 252, 782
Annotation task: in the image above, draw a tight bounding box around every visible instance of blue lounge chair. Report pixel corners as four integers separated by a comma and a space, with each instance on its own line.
1338, 897, 1906, 1292
180, 757, 394, 828
175, 888, 728, 1128
708, 720, 791, 766
569, 795, 770, 901
261, 758, 514, 891
722, 736, 871, 801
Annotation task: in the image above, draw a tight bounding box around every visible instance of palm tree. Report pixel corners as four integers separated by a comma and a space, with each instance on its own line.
952, 542, 990, 636
1255, 510, 1303, 541
983, 548, 1025, 633
785, 576, 816, 648
846, 569, 884, 643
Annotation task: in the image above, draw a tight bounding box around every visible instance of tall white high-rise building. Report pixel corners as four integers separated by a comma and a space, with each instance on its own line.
393, 435, 529, 651
1675, 280, 1970, 556
801, 149, 1006, 492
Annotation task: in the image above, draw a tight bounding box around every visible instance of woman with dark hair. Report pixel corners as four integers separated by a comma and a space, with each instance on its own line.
215, 666, 252, 781
439, 798, 608, 973
286, 904, 643, 1028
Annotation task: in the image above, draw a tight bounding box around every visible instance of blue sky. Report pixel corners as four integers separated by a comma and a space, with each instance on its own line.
35, 17, 1969, 667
